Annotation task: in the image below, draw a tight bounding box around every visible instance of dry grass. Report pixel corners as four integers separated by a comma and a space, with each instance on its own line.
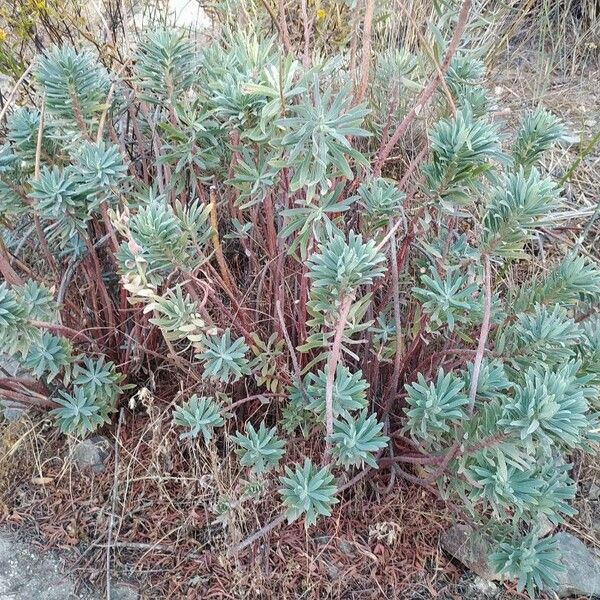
0, 403, 464, 598
1, 397, 575, 598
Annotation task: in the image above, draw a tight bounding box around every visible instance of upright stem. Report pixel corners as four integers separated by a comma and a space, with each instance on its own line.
300, 0, 311, 68
467, 254, 492, 415
263, 193, 278, 261
372, 0, 472, 176
83, 236, 116, 342
70, 92, 93, 140
32, 95, 59, 279
209, 187, 239, 299
381, 230, 405, 411
100, 201, 120, 256
0, 63, 34, 125
276, 297, 308, 403
349, 3, 360, 80
277, 0, 292, 54
97, 60, 129, 144
324, 295, 353, 460
106, 409, 124, 600
264, 196, 282, 324
355, 0, 375, 104
297, 254, 310, 350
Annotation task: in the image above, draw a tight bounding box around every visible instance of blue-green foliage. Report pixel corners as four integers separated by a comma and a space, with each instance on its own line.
512, 254, 600, 312
500, 362, 594, 448
491, 534, 564, 598
36, 46, 109, 123
22, 332, 72, 382
75, 141, 127, 195
147, 285, 206, 343
423, 105, 503, 206
405, 369, 469, 441
330, 410, 389, 468
0, 24, 597, 600
279, 459, 338, 525
445, 55, 488, 117
413, 266, 479, 332
134, 29, 197, 105
279, 183, 353, 258
172, 394, 225, 442
481, 168, 560, 258
464, 359, 511, 401
117, 197, 212, 280
72, 356, 123, 406
0, 278, 121, 435
52, 387, 111, 437
512, 108, 564, 172
276, 81, 370, 194
196, 329, 251, 384
306, 231, 386, 303
200, 31, 279, 131
502, 305, 581, 369
7, 107, 58, 163
50, 356, 123, 435
289, 364, 369, 421
353, 177, 405, 234
231, 421, 286, 475
0, 282, 57, 358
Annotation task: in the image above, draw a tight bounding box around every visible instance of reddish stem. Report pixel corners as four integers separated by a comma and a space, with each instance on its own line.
324, 295, 354, 460
372, 0, 472, 176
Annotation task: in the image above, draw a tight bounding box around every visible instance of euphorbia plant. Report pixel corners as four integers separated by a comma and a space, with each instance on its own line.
0, 3, 598, 597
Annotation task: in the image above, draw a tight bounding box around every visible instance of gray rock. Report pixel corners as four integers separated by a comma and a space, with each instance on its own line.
440, 524, 500, 581
313, 535, 332, 546
111, 583, 140, 600
71, 436, 111, 473
0, 353, 20, 377
457, 573, 501, 599
325, 562, 340, 579
0, 528, 97, 599
338, 539, 355, 556
537, 514, 556, 538
553, 532, 600, 598
558, 132, 581, 147
593, 505, 600, 540
1, 354, 30, 422
0, 356, 27, 421
2, 404, 28, 422
589, 482, 600, 501
0, 527, 139, 599
470, 576, 498, 597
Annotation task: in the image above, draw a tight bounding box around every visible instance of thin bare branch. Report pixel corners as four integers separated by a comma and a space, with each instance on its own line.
0, 63, 35, 125
372, 0, 472, 176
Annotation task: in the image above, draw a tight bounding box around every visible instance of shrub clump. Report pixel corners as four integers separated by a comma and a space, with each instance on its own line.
0, 13, 597, 598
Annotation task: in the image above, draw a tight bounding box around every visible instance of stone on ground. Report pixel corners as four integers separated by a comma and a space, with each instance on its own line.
553, 532, 600, 598
440, 524, 501, 581
70, 436, 112, 473
0, 529, 94, 599
0, 528, 137, 599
